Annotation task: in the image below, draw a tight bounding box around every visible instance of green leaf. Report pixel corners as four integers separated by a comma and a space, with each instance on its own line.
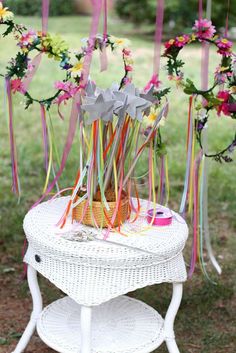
9, 332, 22, 339
0, 337, 8, 345
2, 21, 15, 37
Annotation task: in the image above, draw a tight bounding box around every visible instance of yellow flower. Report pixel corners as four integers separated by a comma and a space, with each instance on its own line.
220, 66, 229, 72
110, 36, 130, 49
230, 86, 236, 94
69, 60, 83, 78
168, 39, 175, 45
221, 38, 229, 44
0, 3, 14, 21
144, 107, 165, 127
125, 58, 134, 65
177, 36, 185, 42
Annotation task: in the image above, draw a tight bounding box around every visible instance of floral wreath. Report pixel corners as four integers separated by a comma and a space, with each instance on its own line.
0, 4, 134, 110
163, 18, 236, 162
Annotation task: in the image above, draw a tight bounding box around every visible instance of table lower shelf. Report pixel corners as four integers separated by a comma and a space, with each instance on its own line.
37, 295, 165, 353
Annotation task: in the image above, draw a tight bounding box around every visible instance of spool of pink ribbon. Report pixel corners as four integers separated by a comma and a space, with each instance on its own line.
147, 207, 172, 226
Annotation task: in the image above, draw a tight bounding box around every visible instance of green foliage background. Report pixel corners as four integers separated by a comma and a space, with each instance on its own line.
5, 0, 75, 16
116, 0, 236, 33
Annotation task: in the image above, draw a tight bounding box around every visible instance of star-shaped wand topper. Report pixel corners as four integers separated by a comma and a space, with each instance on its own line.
81, 93, 116, 124
113, 83, 151, 121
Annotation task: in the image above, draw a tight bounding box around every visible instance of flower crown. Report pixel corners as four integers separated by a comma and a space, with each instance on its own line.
163, 18, 236, 162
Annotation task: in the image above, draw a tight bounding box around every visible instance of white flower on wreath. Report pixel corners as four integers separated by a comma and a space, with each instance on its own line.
144, 106, 166, 127
0, 3, 14, 21
68, 49, 81, 66
69, 59, 84, 78
109, 36, 131, 50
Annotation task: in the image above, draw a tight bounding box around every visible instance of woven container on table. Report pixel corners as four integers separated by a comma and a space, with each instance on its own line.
72, 195, 130, 227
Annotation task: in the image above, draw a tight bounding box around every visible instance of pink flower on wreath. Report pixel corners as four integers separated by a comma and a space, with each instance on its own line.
123, 77, 132, 85
192, 19, 216, 39
54, 81, 78, 94
123, 48, 131, 56
18, 29, 38, 49
174, 35, 190, 48
125, 65, 133, 72
217, 90, 231, 116
216, 38, 233, 57
27, 62, 34, 72
164, 38, 175, 49
54, 81, 79, 104
11, 79, 25, 94
55, 92, 72, 105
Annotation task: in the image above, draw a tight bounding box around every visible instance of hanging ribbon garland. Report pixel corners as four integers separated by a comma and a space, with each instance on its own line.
143, 0, 170, 210
199, 0, 222, 276
163, 0, 235, 276
5, 78, 20, 197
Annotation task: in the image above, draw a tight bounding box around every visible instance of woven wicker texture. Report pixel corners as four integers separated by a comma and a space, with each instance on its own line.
72, 196, 130, 227
24, 197, 188, 306
37, 295, 164, 353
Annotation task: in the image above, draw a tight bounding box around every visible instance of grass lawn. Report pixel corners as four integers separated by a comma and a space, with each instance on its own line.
0, 15, 236, 353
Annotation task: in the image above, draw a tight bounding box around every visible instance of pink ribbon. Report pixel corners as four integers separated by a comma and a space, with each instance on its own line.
32, 0, 103, 208
153, 0, 164, 76
225, 0, 230, 36
198, 0, 203, 20
147, 208, 172, 226
81, 0, 103, 86
100, 0, 108, 72
144, 0, 164, 91
22, 53, 42, 93
6, 78, 20, 195
159, 155, 165, 205
22, 0, 49, 91
189, 151, 203, 277
144, 73, 161, 92
201, 42, 210, 91
42, 0, 50, 35
32, 93, 81, 208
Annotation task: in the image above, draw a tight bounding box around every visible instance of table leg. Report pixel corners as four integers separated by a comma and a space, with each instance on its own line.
80, 305, 92, 353
12, 265, 43, 353
164, 282, 183, 353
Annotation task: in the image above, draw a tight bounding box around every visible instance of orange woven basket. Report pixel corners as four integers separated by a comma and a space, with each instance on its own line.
72, 195, 130, 228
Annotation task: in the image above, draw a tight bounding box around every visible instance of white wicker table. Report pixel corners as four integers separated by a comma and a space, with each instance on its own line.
12, 196, 188, 353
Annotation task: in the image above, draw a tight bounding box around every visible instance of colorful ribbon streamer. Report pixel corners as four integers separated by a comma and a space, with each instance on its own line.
40, 104, 48, 172
42, 0, 49, 35
5, 78, 20, 197
144, 0, 164, 91
32, 0, 103, 209
100, 0, 108, 72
